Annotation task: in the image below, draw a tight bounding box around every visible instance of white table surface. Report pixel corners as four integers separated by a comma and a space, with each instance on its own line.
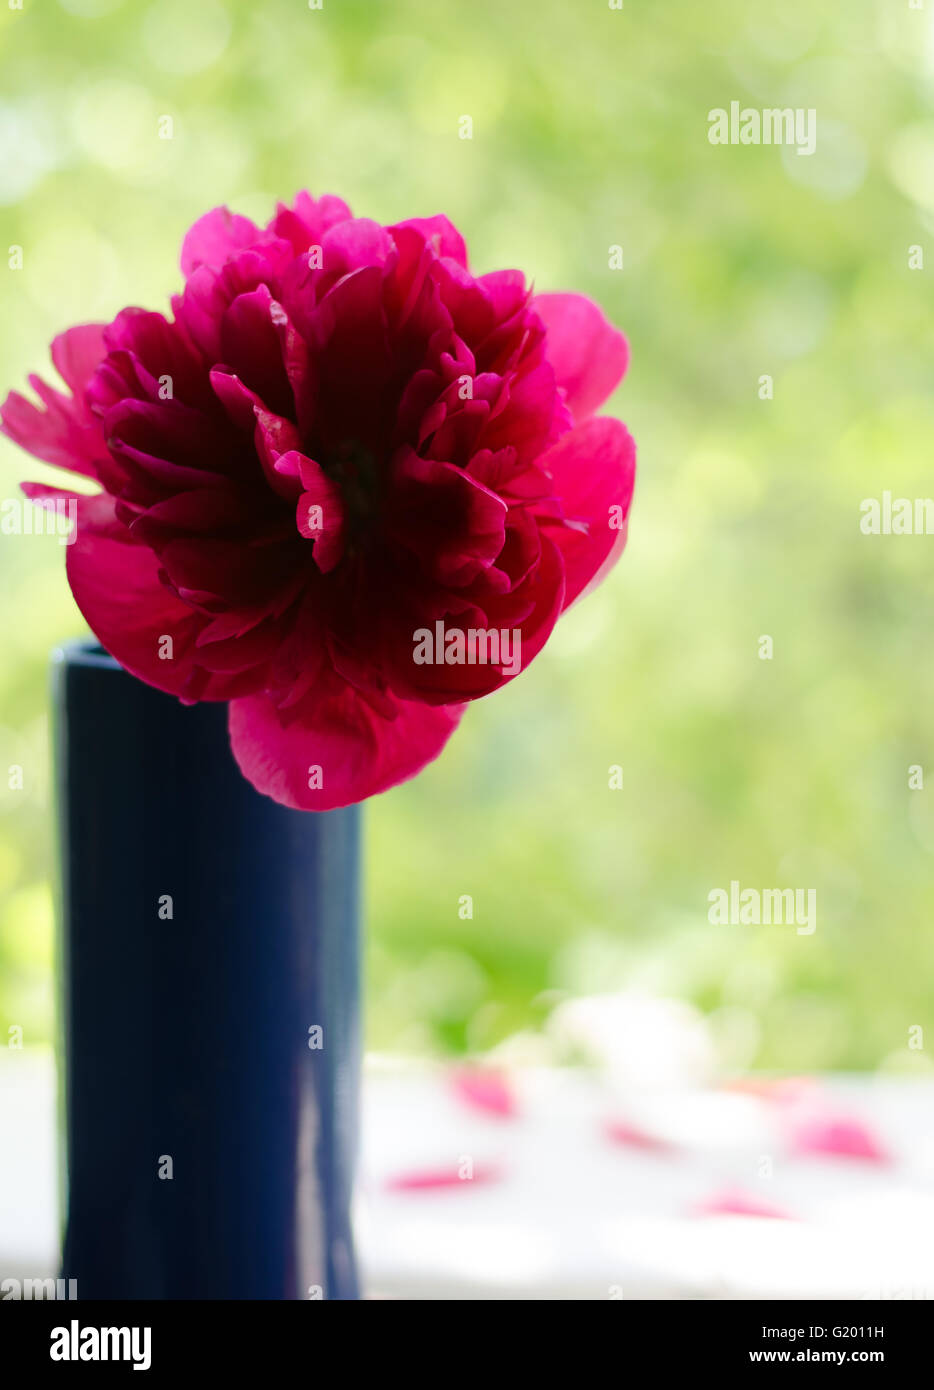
4, 1048, 934, 1300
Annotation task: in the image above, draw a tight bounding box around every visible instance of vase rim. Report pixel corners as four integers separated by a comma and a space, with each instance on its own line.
52, 639, 122, 672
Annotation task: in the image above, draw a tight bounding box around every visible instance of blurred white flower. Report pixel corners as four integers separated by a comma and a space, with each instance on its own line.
547, 991, 716, 1090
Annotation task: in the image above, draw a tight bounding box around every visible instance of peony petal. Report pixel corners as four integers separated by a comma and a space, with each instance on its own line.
450, 1067, 517, 1119
97, 308, 215, 413
51, 324, 108, 395
1, 326, 109, 479
267, 192, 354, 254
537, 415, 636, 608
228, 680, 464, 811
390, 214, 468, 268
384, 1162, 503, 1192
693, 1189, 796, 1220
20, 480, 83, 506
180, 206, 264, 277
318, 218, 395, 281
289, 452, 347, 573
604, 1118, 676, 1154
533, 291, 629, 420
220, 286, 294, 420
209, 368, 304, 501
66, 493, 264, 701
173, 239, 295, 362
386, 530, 565, 705
789, 1114, 891, 1165
388, 450, 507, 588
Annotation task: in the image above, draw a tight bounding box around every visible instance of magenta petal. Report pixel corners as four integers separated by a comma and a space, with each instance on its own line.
538, 416, 636, 608
288, 452, 347, 573
319, 218, 395, 278
450, 1067, 517, 1119
268, 192, 354, 253
1, 325, 109, 479
228, 683, 465, 811
220, 286, 293, 419
389, 450, 508, 587
390, 214, 468, 268
534, 292, 629, 421
384, 1162, 503, 1192
693, 1189, 795, 1220
21, 480, 82, 505
790, 1114, 891, 1164
66, 493, 258, 701
180, 206, 264, 277
51, 324, 108, 395
604, 1118, 675, 1154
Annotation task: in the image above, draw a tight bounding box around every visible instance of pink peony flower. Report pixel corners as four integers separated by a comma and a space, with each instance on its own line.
2, 194, 635, 809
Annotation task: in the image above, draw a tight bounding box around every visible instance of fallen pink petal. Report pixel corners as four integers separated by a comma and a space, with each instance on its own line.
604, 1117, 677, 1154
722, 1076, 822, 1107
789, 1114, 892, 1165
384, 1162, 505, 1192
692, 1189, 796, 1220
449, 1066, 518, 1119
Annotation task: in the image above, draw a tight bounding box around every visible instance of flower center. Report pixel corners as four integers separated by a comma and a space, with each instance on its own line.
323, 439, 381, 545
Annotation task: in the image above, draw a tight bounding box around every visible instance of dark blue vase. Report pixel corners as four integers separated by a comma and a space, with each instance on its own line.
52, 640, 361, 1300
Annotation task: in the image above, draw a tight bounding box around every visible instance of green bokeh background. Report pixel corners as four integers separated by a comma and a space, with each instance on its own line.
1, 0, 932, 1072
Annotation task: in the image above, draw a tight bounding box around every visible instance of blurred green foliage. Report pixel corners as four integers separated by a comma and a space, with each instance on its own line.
1, 0, 932, 1071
